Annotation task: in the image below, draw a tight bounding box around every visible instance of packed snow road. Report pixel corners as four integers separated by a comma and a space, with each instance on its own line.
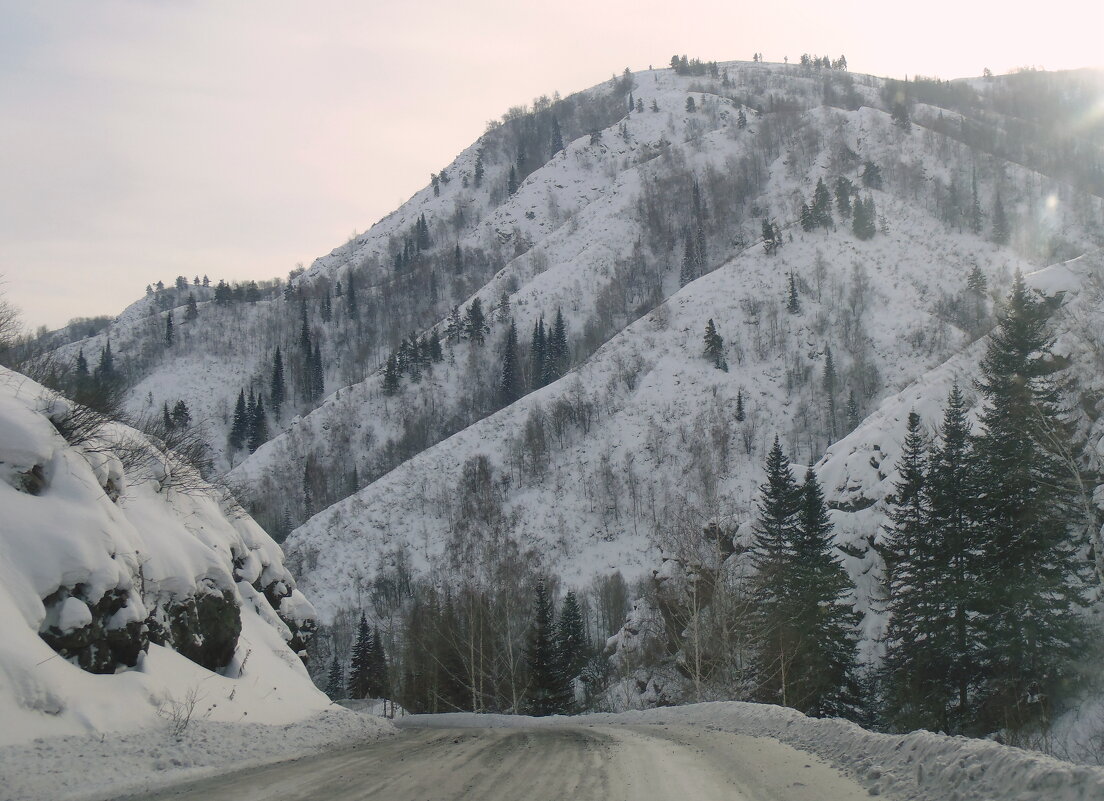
120, 719, 880, 801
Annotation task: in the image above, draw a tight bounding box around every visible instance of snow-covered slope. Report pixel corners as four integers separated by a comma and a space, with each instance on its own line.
279, 89, 1103, 621
812, 250, 1104, 658
36, 62, 1104, 623
0, 367, 326, 747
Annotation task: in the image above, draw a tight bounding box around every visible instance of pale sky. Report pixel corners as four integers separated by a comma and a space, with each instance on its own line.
2, 0, 1101, 330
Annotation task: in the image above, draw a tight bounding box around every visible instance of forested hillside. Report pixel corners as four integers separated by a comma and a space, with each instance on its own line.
14, 57, 1104, 755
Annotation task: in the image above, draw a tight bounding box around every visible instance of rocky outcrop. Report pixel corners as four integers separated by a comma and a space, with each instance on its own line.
146, 584, 242, 673
38, 585, 145, 674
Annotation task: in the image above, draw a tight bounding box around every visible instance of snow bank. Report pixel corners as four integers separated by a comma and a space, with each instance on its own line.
403, 702, 1104, 801
0, 367, 395, 798
0, 707, 393, 801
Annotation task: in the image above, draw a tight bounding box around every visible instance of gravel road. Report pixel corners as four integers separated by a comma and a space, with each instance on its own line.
119, 718, 881, 801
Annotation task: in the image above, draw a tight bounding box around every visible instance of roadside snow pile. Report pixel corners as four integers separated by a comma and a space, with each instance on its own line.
607, 704, 1104, 801
0, 367, 391, 798
403, 702, 1104, 801
0, 707, 392, 801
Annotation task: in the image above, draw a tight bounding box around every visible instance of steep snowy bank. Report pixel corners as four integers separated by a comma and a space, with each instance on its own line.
0, 367, 392, 799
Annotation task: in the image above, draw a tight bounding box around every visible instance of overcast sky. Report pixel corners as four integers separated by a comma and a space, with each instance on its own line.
2, 0, 1102, 330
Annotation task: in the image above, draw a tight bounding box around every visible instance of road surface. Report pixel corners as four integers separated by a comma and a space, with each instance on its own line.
119, 719, 880, 801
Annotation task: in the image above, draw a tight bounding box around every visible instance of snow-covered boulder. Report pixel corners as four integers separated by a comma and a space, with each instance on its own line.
0, 367, 330, 746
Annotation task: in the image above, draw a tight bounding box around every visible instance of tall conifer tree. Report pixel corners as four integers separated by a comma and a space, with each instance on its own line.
348, 614, 374, 700
971, 274, 1090, 732
791, 468, 860, 717
525, 579, 571, 715
270, 346, 286, 414
500, 319, 522, 405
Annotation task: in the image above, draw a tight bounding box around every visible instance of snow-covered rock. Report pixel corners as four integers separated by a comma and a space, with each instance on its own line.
0, 367, 334, 748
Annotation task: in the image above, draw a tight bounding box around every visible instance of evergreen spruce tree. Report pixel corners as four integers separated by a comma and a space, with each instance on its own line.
499, 318, 522, 405
445, 305, 463, 344
75, 348, 89, 378
813, 178, 833, 228
992, 193, 1010, 245
530, 317, 547, 389
891, 102, 912, 132
786, 272, 801, 314
171, 400, 191, 428
970, 275, 1090, 733
555, 590, 588, 711
556, 591, 588, 680
474, 148, 484, 188
382, 354, 401, 396
370, 625, 390, 698
453, 243, 463, 276
97, 340, 115, 380
853, 196, 877, 240
325, 655, 344, 700
550, 118, 564, 157
880, 410, 946, 730
348, 613, 374, 699
845, 389, 860, 433
494, 290, 510, 325
184, 293, 198, 321
416, 213, 431, 251
823, 345, 838, 441
302, 464, 314, 517
540, 332, 557, 387
163, 402, 174, 431
694, 223, 707, 274
270, 346, 286, 415
299, 300, 311, 355
928, 384, 983, 731
229, 389, 248, 450
525, 579, 571, 715
548, 308, 568, 377
702, 319, 727, 371
791, 468, 860, 716
835, 177, 853, 218
735, 390, 746, 422
507, 166, 518, 195
800, 202, 815, 232
680, 235, 695, 287
249, 394, 268, 452
749, 438, 803, 707
882, 388, 989, 734
465, 298, 487, 345
311, 342, 325, 400
164, 310, 174, 346
861, 161, 883, 189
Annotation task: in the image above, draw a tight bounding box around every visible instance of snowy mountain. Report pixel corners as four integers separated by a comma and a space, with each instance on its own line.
26, 60, 1104, 720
